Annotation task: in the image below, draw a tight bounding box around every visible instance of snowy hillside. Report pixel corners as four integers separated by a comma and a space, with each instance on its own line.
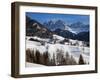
26, 35, 89, 66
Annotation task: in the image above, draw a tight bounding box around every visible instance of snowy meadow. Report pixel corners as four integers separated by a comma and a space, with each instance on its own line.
26, 35, 89, 67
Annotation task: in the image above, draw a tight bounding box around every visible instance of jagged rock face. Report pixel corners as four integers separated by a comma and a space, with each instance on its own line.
26, 16, 53, 38
43, 20, 65, 31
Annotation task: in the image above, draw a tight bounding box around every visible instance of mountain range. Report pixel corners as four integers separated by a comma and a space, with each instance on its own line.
26, 16, 89, 42
43, 20, 89, 34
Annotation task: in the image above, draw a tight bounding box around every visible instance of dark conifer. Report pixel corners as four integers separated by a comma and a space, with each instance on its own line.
79, 54, 85, 64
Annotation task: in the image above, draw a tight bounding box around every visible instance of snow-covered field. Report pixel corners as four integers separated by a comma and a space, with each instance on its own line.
26, 35, 90, 66
26, 62, 46, 67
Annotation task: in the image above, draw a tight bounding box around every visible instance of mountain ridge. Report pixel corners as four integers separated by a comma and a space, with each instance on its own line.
43, 20, 89, 34
26, 16, 89, 42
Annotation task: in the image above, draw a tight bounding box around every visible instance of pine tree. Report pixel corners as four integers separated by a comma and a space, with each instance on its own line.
65, 52, 70, 65
43, 51, 49, 65
70, 56, 77, 65
31, 50, 35, 63
26, 49, 32, 62
79, 54, 85, 64
35, 50, 40, 64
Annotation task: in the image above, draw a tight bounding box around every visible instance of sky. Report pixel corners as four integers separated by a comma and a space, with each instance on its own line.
26, 12, 90, 25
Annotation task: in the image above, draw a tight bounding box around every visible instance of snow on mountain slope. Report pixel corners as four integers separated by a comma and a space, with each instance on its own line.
70, 22, 89, 34
64, 25, 77, 34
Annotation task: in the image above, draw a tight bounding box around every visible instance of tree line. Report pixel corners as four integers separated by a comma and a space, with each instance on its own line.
26, 49, 86, 66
